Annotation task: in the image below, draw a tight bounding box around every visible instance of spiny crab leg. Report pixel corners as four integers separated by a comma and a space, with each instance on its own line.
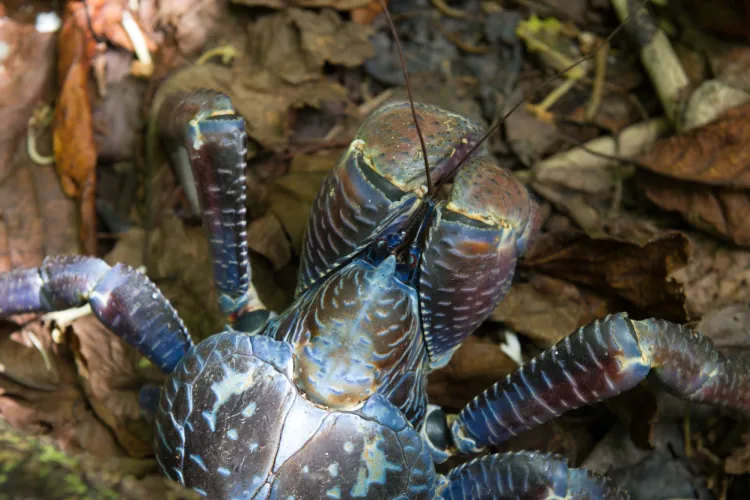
443, 313, 750, 454
0, 256, 192, 373
436, 451, 627, 500
156, 90, 268, 332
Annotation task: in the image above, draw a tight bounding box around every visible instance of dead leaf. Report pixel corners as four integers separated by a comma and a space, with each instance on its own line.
70, 316, 153, 458
696, 304, 750, 356
491, 273, 622, 347
0, 18, 55, 175
639, 172, 750, 248
0, 323, 123, 458
267, 150, 343, 252
726, 430, 750, 475
637, 101, 750, 188
0, 321, 59, 391
671, 233, 750, 318
427, 335, 517, 410
232, 0, 371, 10
53, 3, 98, 199
288, 8, 375, 68
247, 213, 293, 271
151, 0, 223, 56
521, 231, 689, 321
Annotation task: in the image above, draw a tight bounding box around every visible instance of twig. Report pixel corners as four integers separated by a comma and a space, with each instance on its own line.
585, 39, 609, 120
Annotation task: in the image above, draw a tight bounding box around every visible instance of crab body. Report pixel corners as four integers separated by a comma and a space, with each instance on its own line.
1, 91, 749, 500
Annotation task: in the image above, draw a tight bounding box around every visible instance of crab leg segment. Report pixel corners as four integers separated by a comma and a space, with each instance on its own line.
451, 313, 750, 453
157, 90, 266, 331
437, 451, 627, 500
0, 256, 192, 373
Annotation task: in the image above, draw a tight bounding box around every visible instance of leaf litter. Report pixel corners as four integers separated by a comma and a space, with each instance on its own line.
1, 0, 750, 497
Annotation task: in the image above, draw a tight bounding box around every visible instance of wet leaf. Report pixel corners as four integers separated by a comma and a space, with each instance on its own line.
522, 231, 689, 321
637, 101, 750, 188
491, 273, 622, 347
639, 171, 750, 247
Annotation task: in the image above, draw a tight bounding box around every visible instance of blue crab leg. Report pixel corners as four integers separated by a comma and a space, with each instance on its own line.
0, 256, 192, 373
437, 451, 627, 500
157, 90, 267, 332
449, 313, 750, 453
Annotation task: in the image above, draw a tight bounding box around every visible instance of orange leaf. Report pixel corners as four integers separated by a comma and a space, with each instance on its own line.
53, 9, 97, 199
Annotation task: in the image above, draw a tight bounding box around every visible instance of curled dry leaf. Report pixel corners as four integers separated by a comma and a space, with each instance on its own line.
0, 322, 123, 458
491, 273, 622, 347
521, 231, 689, 322
246, 212, 293, 271
637, 101, 750, 188
427, 335, 518, 410
726, 430, 750, 475
53, 3, 98, 199
151, 0, 224, 56
0, 321, 60, 391
69, 315, 153, 458
671, 233, 750, 317
639, 171, 750, 248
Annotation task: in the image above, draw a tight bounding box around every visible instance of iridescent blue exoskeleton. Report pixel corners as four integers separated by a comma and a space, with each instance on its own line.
1, 91, 749, 500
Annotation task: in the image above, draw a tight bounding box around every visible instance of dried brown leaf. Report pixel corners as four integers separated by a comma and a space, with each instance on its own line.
0, 323, 123, 457
53, 6, 97, 199
288, 8, 375, 68
491, 274, 621, 347
726, 430, 750, 475
671, 233, 750, 317
427, 335, 517, 410
637, 102, 750, 187
0, 18, 55, 175
639, 171, 750, 247
232, 0, 371, 10
70, 315, 153, 458
522, 231, 689, 321
247, 213, 293, 271
0, 321, 59, 391
267, 150, 343, 252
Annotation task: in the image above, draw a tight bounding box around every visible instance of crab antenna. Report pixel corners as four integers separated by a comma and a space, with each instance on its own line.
434, 1, 646, 193
379, 0, 433, 196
